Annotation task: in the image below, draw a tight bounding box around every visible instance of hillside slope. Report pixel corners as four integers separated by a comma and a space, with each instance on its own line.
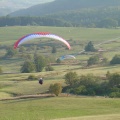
0, 0, 54, 16
9, 0, 120, 16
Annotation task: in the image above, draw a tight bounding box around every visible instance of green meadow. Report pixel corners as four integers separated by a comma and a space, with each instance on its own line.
0, 26, 120, 120
0, 97, 120, 120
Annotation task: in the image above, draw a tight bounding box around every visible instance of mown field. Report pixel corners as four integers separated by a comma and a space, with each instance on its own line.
0, 26, 120, 120
0, 97, 120, 120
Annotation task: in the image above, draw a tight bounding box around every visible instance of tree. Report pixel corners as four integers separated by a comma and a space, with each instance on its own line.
64, 71, 78, 86
79, 74, 99, 88
21, 60, 35, 73
110, 54, 120, 64
84, 41, 96, 52
87, 55, 99, 66
56, 58, 61, 63
108, 73, 120, 88
98, 18, 118, 28
45, 65, 54, 71
5, 46, 17, 58
34, 54, 46, 72
49, 83, 62, 96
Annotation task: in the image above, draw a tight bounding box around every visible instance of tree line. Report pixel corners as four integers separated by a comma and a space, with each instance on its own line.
0, 16, 72, 27
1, 7, 120, 28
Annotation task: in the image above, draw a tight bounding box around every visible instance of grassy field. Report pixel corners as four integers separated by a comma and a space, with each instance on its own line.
0, 26, 120, 120
54, 114, 120, 120
0, 97, 120, 120
0, 26, 120, 73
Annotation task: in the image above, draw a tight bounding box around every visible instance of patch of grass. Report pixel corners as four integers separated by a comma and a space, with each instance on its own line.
54, 114, 120, 120
0, 97, 120, 120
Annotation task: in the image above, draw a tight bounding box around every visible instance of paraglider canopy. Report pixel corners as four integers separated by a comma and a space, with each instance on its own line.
39, 78, 43, 85
14, 32, 71, 50
59, 55, 76, 60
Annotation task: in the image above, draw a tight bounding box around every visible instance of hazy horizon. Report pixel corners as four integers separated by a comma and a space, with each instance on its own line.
0, 0, 55, 16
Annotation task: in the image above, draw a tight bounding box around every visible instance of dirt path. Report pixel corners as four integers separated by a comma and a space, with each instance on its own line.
0, 94, 55, 101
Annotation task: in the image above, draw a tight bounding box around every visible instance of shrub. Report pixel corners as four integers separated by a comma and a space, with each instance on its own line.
49, 83, 62, 96
21, 60, 35, 73
109, 92, 120, 98
56, 58, 61, 63
45, 65, 54, 71
28, 75, 37, 80
110, 54, 120, 64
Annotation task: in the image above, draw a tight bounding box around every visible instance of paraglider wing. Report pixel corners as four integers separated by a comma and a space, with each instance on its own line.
59, 55, 76, 60
14, 32, 71, 49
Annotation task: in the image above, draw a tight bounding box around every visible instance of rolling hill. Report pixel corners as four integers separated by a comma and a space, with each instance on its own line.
0, 0, 54, 16
9, 0, 120, 16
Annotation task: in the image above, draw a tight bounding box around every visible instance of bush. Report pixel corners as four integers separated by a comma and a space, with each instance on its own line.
110, 54, 120, 64
84, 41, 96, 52
28, 75, 37, 80
49, 83, 62, 96
45, 65, 54, 71
87, 55, 99, 66
109, 92, 120, 98
56, 58, 61, 63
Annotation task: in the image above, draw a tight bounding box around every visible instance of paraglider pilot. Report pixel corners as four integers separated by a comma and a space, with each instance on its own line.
39, 78, 43, 85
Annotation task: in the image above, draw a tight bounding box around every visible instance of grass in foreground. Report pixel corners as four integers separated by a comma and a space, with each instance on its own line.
0, 96, 120, 120
54, 114, 120, 120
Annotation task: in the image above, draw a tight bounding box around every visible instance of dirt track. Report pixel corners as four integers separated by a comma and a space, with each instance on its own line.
0, 94, 55, 101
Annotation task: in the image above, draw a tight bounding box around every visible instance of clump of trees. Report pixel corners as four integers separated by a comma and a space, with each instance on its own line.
21, 54, 54, 73
21, 60, 35, 73
87, 55, 99, 66
34, 54, 47, 72
86, 55, 108, 67
63, 71, 120, 98
45, 65, 54, 71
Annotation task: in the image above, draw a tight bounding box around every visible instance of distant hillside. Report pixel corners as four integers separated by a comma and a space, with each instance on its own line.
9, 0, 120, 16
0, 0, 54, 16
